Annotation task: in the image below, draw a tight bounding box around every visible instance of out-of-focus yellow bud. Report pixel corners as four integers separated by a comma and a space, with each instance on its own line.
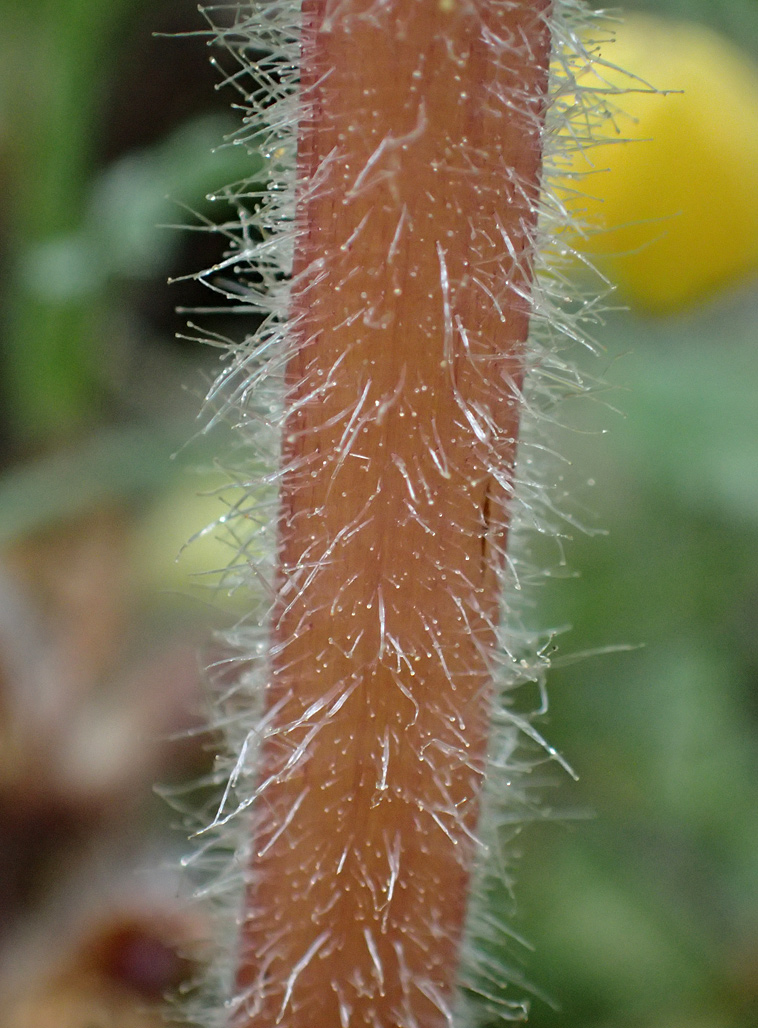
133, 478, 259, 612
562, 17, 758, 311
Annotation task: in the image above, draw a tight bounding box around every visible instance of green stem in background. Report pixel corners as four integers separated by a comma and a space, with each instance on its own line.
219, 1, 554, 1025
3, 0, 131, 443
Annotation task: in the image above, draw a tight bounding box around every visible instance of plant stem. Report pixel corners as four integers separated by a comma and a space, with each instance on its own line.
232, 1, 552, 1025
4, 0, 132, 443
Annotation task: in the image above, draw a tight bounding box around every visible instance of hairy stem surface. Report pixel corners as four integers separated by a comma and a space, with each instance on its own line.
233, 2, 552, 1025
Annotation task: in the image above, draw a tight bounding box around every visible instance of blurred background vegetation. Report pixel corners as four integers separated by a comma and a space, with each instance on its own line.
0, 0, 756, 1026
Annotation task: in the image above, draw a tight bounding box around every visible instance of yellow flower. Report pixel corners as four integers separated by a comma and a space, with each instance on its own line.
561, 17, 758, 311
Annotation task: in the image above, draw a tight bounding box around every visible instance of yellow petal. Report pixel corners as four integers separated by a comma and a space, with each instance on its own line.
559, 17, 758, 311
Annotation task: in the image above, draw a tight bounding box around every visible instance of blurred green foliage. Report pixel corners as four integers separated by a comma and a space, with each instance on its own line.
514, 297, 758, 1028
0, 1, 756, 1027
0, 0, 261, 448
604, 0, 758, 55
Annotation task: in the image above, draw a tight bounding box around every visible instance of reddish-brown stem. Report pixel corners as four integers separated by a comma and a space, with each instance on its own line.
233, 2, 552, 1025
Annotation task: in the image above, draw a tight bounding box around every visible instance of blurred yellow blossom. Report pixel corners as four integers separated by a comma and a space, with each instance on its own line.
563, 17, 758, 311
